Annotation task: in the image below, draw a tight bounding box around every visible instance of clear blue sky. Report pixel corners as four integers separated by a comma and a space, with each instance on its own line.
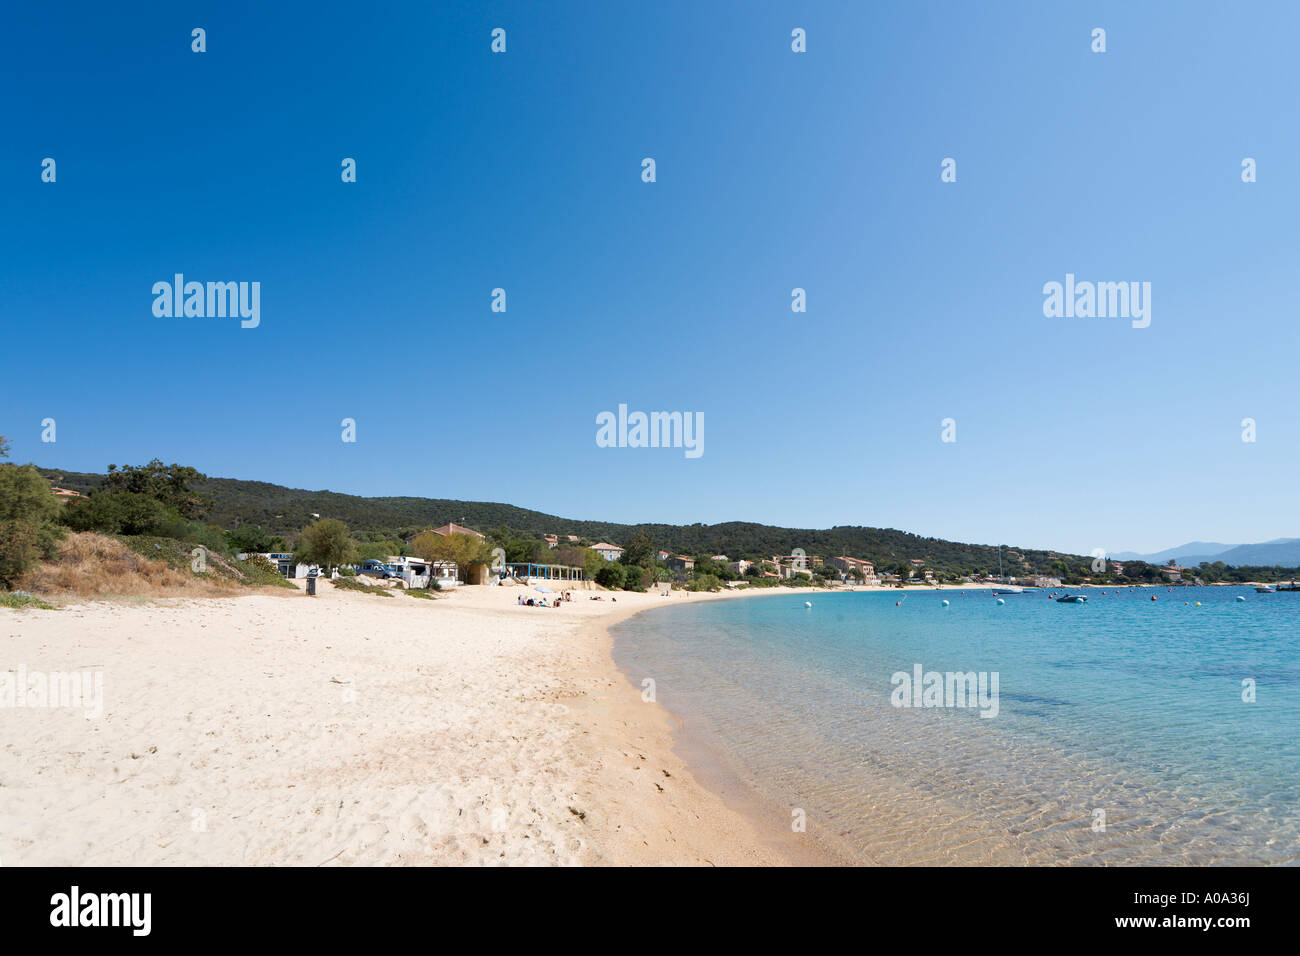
3, 0, 1297, 556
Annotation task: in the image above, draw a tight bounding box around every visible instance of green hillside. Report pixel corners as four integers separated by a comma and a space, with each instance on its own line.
36, 465, 1077, 577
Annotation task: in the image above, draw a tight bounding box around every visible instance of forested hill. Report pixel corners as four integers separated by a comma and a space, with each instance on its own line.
36, 466, 1076, 576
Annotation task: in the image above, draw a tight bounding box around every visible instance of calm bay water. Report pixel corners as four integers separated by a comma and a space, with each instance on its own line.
611, 587, 1300, 865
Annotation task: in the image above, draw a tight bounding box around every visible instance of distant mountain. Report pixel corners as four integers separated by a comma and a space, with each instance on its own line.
1114, 539, 1300, 568
1111, 542, 1235, 563
1207, 539, 1300, 567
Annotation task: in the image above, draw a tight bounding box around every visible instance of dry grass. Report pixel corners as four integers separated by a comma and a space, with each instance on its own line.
16, 532, 286, 601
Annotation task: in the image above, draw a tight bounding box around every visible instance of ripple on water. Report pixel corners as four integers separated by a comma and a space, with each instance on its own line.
612, 589, 1300, 865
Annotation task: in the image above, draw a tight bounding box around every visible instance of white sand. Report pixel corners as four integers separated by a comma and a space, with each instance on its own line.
0, 580, 842, 866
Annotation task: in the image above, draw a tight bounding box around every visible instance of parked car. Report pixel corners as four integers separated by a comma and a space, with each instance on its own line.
358, 559, 400, 579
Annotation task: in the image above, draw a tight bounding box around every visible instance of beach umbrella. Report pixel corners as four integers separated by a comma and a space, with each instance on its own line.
534, 585, 553, 593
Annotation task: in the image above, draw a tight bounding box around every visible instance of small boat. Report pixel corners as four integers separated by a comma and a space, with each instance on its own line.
1056, 594, 1087, 603
1256, 585, 1276, 593
991, 546, 1023, 594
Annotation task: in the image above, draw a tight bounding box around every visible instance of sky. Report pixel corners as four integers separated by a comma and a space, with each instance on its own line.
2, 0, 1298, 556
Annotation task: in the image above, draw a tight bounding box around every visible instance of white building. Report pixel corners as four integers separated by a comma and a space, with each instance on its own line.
591, 542, 624, 561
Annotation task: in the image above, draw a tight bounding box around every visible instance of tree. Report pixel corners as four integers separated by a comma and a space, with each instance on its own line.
224, 525, 286, 555
581, 548, 606, 579
621, 531, 653, 569
102, 460, 209, 519
411, 530, 493, 580
61, 491, 170, 535
0, 462, 62, 588
295, 518, 353, 573
487, 526, 552, 563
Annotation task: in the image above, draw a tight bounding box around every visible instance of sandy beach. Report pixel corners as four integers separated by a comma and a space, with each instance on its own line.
1, 580, 844, 866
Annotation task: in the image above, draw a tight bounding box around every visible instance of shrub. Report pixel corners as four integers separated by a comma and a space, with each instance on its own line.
329, 577, 393, 597
242, 553, 279, 575
0, 591, 56, 610
594, 563, 625, 589
0, 463, 63, 588
621, 564, 647, 591
686, 573, 722, 592
61, 491, 171, 536
225, 525, 286, 555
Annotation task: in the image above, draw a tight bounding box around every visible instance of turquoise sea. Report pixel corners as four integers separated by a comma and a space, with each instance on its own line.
611, 587, 1300, 865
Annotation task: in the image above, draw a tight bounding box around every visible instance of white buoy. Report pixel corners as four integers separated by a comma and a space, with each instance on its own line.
1236, 595, 1246, 602
941, 599, 950, 606
804, 601, 812, 608
996, 598, 1005, 605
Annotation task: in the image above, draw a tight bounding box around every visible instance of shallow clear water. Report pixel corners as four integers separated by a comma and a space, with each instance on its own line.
612, 587, 1300, 865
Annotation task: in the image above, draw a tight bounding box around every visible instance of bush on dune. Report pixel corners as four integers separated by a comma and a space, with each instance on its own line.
0, 448, 64, 588
60, 490, 172, 536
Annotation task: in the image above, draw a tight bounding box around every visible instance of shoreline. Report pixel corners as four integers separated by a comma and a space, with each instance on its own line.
572, 585, 848, 865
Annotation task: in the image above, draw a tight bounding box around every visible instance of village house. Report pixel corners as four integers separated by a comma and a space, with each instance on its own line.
667, 555, 695, 573
774, 554, 821, 572
591, 542, 624, 561
432, 522, 485, 540
828, 556, 875, 582
543, 534, 558, 549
